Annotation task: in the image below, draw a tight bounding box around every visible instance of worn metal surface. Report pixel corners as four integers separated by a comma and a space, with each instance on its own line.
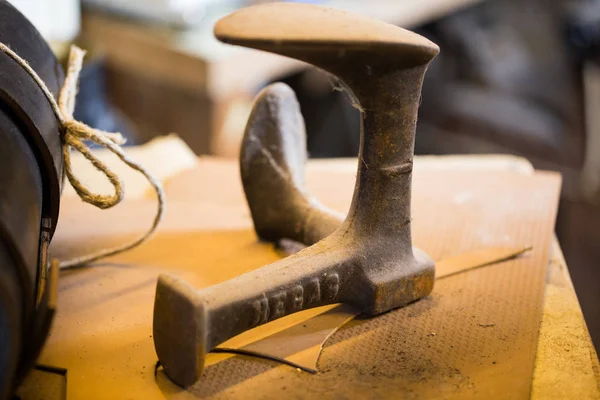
241, 82, 342, 246
153, 2, 439, 387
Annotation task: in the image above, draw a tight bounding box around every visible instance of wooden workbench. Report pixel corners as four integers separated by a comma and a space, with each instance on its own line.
16, 142, 599, 399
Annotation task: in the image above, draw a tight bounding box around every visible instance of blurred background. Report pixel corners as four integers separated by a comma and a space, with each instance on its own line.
10, 0, 600, 347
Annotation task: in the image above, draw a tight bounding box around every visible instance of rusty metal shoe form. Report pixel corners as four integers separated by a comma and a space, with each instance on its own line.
153, 2, 439, 387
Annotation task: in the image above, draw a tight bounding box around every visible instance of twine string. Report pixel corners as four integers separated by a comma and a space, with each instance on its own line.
0, 43, 165, 269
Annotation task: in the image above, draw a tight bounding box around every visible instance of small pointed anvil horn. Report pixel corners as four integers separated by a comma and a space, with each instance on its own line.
241, 82, 344, 246
153, 3, 439, 387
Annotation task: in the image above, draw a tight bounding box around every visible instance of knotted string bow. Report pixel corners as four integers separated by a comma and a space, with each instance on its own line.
0, 43, 165, 269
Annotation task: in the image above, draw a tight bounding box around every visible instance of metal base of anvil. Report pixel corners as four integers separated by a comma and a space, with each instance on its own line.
153, 235, 434, 387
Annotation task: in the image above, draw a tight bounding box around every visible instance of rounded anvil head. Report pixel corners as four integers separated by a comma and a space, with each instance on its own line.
214, 2, 439, 68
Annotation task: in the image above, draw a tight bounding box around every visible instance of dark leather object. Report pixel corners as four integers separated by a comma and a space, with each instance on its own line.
0, 1, 64, 398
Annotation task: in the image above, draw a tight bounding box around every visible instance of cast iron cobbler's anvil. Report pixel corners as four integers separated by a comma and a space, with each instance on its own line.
153, 2, 439, 387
